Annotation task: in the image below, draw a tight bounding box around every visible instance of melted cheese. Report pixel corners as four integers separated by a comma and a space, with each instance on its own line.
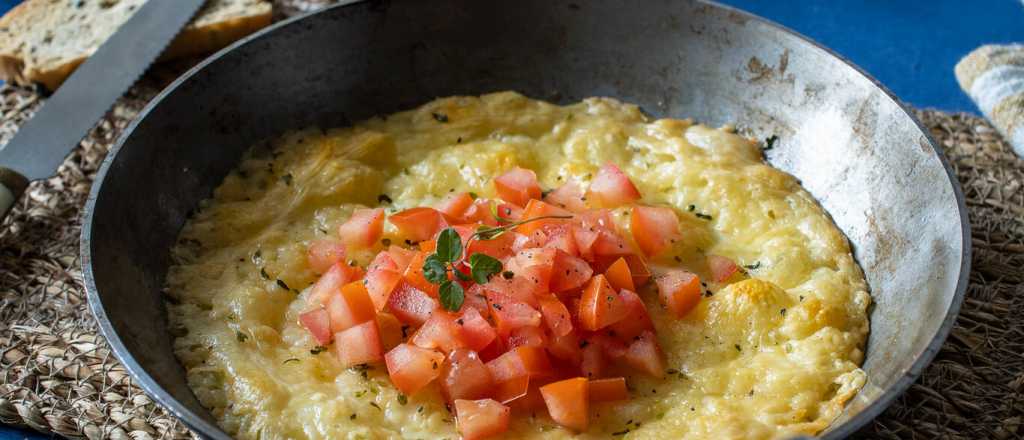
166, 92, 870, 439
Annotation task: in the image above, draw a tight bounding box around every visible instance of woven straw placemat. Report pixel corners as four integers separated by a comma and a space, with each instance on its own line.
1, 7, 1023, 439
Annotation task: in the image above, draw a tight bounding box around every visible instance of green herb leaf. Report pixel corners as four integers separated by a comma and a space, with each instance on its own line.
422, 254, 448, 284
469, 253, 503, 284
453, 269, 472, 282
439, 281, 465, 311
435, 228, 463, 263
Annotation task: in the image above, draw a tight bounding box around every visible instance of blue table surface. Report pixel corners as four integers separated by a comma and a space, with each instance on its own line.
0, 0, 1022, 438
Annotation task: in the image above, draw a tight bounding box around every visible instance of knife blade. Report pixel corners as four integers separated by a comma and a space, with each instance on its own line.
0, 0, 208, 219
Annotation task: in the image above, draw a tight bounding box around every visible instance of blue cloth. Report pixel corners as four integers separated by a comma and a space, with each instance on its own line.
0, 1, 1022, 439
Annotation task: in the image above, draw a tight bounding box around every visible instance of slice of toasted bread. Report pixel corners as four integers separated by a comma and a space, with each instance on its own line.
0, 0, 272, 91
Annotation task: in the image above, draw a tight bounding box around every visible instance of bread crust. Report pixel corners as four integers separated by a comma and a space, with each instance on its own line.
0, 0, 272, 91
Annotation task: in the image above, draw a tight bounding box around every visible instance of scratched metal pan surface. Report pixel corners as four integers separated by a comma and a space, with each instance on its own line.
82, 0, 969, 438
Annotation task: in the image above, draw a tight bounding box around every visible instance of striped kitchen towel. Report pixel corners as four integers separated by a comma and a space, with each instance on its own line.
955, 44, 1024, 158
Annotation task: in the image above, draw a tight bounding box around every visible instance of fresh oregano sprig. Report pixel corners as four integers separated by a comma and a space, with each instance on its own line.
425, 211, 574, 311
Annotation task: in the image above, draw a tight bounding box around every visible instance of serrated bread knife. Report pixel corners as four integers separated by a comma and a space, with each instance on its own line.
0, 0, 208, 219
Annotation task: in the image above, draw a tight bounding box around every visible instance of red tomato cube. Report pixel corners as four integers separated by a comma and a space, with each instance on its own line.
437, 192, 475, 222
546, 330, 582, 364
494, 167, 542, 207
386, 282, 440, 326
515, 199, 571, 235
306, 239, 346, 274
624, 331, 666, 379
630, 205, 682, 257
549, 250, 593, 293
536, 293, 573, 337
589, 377, 629, 402
494, 202, 523, 223
603, 257, 635, 292
708, 254, 739, 282
492, 375, 530, 404
486, 346, 553, 384
543, 181, 587, 212
298, 308, 333, 345
403, 251, 440, 297
607, 289, 655, 341
540, 377, 590, 431
580, 340, 605, 379
623, 254, 652, 287
411, 311, 468, 354
486, 290, 542, 336
655, 269, 702, 318
338, 207, 385, 248
466, 229, 516, 260
384, 343, 446, 396
386, 245, 418, 272
307, 261, 364, 306
334, 320, 384, 367
326, 281, 377, 333
578, 275, 630, 331
389, 207, 446, 242
506, 325, 547, 349
440, 349, 494, 402
376, 312, 405, 351
457, 306, 497, 352
454, 399, 511, 440
586, 163, 641, 208
365, 252, 403, 311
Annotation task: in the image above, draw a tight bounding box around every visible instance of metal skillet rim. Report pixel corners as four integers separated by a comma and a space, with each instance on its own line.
80, 1, 971, 438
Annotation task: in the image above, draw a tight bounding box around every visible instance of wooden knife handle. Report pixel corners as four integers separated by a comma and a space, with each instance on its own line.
0, 168, 29, 220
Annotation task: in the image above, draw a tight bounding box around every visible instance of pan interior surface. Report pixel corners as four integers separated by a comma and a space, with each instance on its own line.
83, 0, 967, 438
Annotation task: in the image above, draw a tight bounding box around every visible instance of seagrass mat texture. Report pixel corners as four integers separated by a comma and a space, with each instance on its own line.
2, 4, 1024, 440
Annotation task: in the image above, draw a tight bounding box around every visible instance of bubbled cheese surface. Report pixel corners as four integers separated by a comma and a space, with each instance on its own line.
166, 92, 870, 440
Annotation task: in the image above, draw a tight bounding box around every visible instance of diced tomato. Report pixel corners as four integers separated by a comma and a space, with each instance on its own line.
508, 384, 548, 413
477, 337, 507, 363
578, 275, 630, 331
437, 192, 475, 222
589, 333, 628, 359
365, 252, 403, 310
411, 311, 468, 354
494, 202, 523, 223
515, 199, 571, 235
457, 306, 497, 352
466, 228, 517, 260
623, 254, 651, 287
511, 230, 545, 252
403, 251, 440, 297
603, 257, 635, 292
389, 207, 446, 242
547, 330, 582, 364
387, 245, 418, 272
494, 167, 542, 207
386, 282, 440, 325
463, 198, 500, 226
484, 275, 540, 308
440, 349, 494, 401
486, 290, 542, 336
572, 224, 601, 261
384, 343, 446, 395
486, 346, 553, 383
708, 254, 739, 282
586, 163, 641, 208
334, 321, 384, 367
578, 209, 617, 230
298, 308, 333, 345
630, 205, 682, 257
505, 248, 555, 293
536, 294, 573, 337
624, 331, 666, 379
455, 399, 511, 440
306, 239, 346, 274
540, 377, 589, 431
608, 289, 654, 340
376, 312, 404, 351
549, 250, 593, 293
336, 208, 385, 248
419, 239, 436, 253
589, 377, 629, 402
655, 269, 702, 318
307, 261, 364, 306
492, 375, 530, 404
591, 230, 633, 257
543, 181, 587, 212
326, 281, 377, 333
507, 325, 547, 349
580, 340, 605, 379
462, 285, 492, 317
541, 224, 579, 256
